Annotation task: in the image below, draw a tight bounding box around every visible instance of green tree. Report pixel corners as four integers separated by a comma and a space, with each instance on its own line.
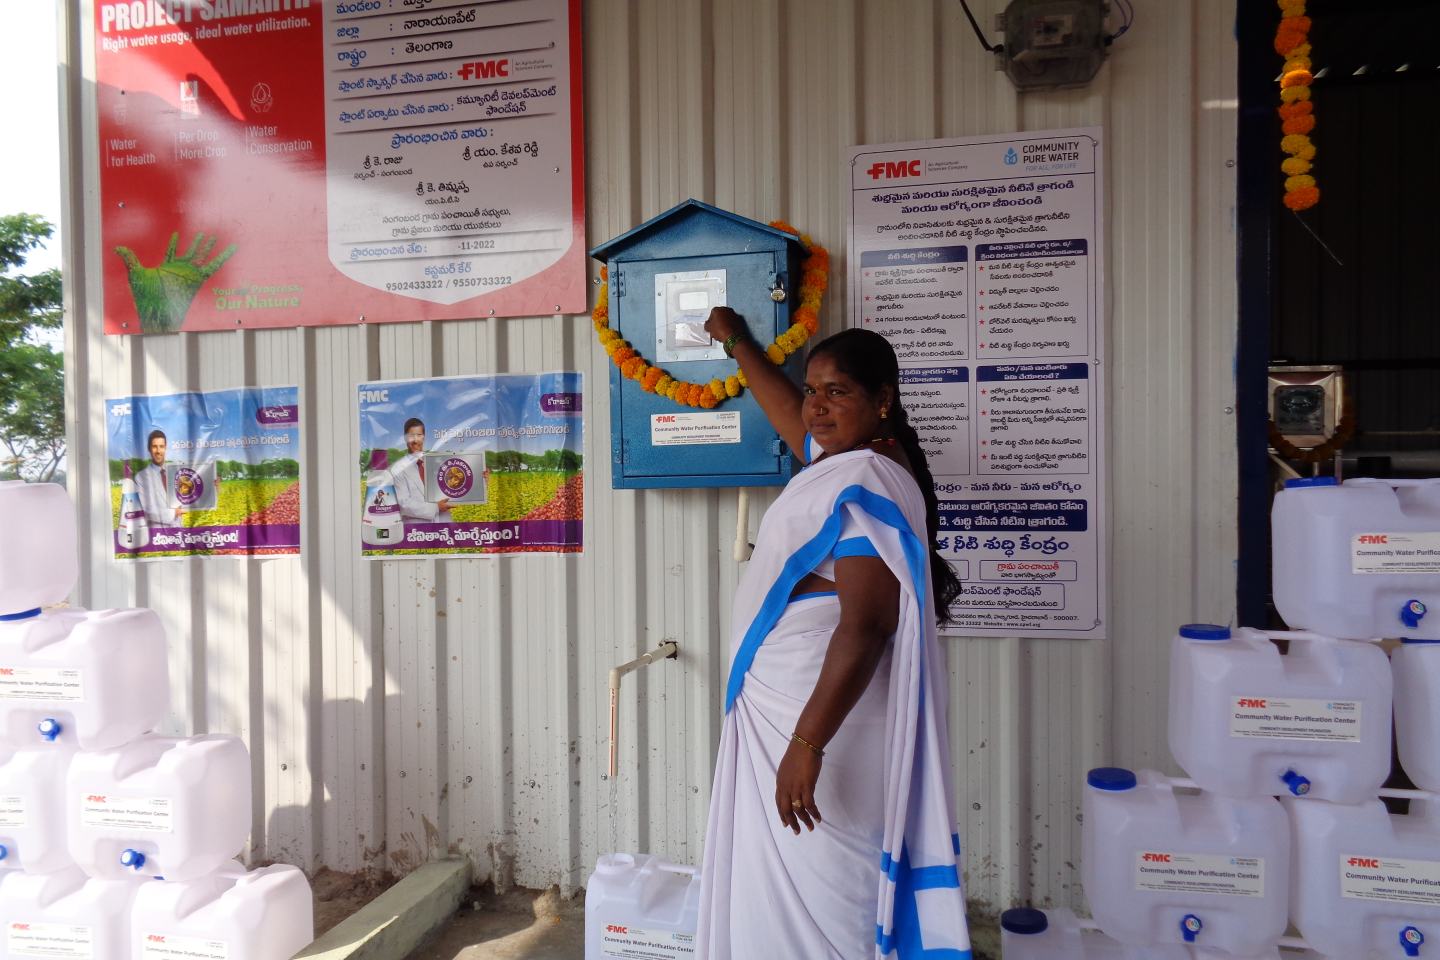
0, 214, 64, 483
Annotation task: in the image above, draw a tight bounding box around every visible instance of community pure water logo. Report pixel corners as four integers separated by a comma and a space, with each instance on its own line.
1003, 147, 1019, 166
174, 467, 205, 506
437, 457, 475, 498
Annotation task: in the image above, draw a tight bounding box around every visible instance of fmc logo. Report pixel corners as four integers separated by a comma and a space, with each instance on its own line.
359, 389, 390, 403
1358, 535, 1389, 545
606, 925, 629, 934
866, 159, 922, 181
458, 58, 509, 80
1237, 698, 1267, 708
111, 403, 132, 417
1142, 853, 1172, 863
655, 415, 677, 424
86, 795, 108, 803
1348, 857, 1380, 868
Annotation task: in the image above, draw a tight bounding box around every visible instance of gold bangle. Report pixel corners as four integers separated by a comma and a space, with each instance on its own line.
791, 732, 824, 757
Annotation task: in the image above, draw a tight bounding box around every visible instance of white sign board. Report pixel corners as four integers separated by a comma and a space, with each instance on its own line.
847, 128, 1106, 639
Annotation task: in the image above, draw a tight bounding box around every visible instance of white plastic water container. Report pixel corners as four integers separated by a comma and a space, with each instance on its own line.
585, 853, 700, 960
0, 866, 138, 959
130, 860, 314, 960
1272, 476, 1440, 640
1082, 768, 1290, 955
1285, 795, 1440, 958
1168, 624, 1393, 803
0, 607, 169, 750
0, 743, 75, 873
1393, 639, 1440, 793
999, 908, 1284, 958
67, 735, 251, 881
0, 480, 77, 618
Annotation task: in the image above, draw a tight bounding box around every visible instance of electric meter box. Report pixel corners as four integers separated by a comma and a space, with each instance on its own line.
590, 200, 808, 489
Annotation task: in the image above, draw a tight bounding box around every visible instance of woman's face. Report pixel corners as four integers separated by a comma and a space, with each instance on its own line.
802, 353, 891, 454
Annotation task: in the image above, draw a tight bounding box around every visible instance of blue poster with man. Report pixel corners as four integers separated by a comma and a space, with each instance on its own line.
106, 387, 301, 560
357, 373, 583, 557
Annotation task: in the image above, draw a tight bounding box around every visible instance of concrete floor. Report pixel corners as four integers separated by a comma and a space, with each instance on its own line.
405, 886, 587, 960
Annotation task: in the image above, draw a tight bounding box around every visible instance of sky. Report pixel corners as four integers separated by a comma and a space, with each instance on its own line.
0, 4, 63, 277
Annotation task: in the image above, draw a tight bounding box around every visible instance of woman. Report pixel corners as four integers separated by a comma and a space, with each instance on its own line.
697, 310, 972, 960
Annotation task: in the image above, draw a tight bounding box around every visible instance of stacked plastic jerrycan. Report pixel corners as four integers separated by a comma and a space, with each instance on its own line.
1271, 475, 1440, 959
0, 481, 313, 957
585, 854, 701, 960
1000, 907, 1284, 959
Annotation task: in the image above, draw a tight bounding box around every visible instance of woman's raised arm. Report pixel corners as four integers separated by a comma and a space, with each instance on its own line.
704, 307, 808, 461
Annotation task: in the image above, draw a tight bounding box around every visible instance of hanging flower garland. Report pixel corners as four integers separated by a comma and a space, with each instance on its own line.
590, 221, 829, 409
1275, 0, 1319, 211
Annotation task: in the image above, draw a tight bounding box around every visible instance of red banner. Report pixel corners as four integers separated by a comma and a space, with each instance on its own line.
95, 0, 586, 335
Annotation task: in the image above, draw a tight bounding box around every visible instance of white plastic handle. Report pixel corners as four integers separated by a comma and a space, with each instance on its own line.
1239, 626, 1384, 645
1344, 478, 1440, 489
659, 862, 700, 878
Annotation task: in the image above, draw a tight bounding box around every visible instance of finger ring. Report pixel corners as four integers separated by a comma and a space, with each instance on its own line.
791, 800, 803, 808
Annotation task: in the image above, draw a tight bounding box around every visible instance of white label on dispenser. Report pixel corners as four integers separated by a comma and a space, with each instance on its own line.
1352, 532, 1440, 575
0, 795, 28, 827
1229, 696, 1362, 742
650, 412, 741, 446
7, 922, 93, 958
1134, 851, 1265, 898
80, 794, 173, 833
140, 933, 229, 959
0, 667, 83, 703
1341, 855, 1440, 906
598, 921, 696, 959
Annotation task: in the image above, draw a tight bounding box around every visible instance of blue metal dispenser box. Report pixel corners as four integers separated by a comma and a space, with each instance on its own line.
590, 200, 807, 489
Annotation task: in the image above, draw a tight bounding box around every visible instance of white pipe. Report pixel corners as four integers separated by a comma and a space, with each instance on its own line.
734, 488, 754, 562
607, 641, 679, 779
1166, 775, 1434, 802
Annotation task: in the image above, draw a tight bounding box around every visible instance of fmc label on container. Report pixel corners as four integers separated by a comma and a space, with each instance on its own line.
650, 412, 741, 447
0, 667, 83, 703
1230, 696, 1362, 743
80, 794, 174, 834
1341, 855, 1440, 907
7, 921, 94, 958
1352, 532, 1440, 575
599, 921, 695, 959
1133, 851, 1265, 898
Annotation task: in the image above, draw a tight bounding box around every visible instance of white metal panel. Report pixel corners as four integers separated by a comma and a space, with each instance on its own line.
59, 0, 1239, 927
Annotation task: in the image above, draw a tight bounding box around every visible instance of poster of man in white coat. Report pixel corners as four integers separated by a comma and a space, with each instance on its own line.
393, 417, 452, 522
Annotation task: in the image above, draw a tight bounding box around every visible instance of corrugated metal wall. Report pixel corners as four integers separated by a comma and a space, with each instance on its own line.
59, 0, 1240, 919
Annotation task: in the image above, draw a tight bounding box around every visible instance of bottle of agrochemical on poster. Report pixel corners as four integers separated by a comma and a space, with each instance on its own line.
119, 462, 149, 551
361, 449, 404, 547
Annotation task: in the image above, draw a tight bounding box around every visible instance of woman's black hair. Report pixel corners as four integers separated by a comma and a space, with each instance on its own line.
807, 328, 963, 624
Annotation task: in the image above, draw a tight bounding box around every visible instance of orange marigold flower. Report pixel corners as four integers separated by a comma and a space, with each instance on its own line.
699, 392, 719, 409
1280, 68, 1313, 89
794, 307, 820, 334
613, 346, 637, 364
1282, 115, 1316, 136
1283, 186, 1320, 211
642, 368, 665, 391
768, 220, 800, 236
599, 265, 608, 280
1278, 101, 1313, 120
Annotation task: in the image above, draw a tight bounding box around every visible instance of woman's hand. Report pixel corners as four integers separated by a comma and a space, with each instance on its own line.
704, 306, 746, 345
775, 740, 823, 834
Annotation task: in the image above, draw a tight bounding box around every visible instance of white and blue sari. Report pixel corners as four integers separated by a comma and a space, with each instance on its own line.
697, 447, 971, 959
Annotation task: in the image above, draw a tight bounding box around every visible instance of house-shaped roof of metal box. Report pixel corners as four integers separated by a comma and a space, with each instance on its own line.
589, 198, 805, 263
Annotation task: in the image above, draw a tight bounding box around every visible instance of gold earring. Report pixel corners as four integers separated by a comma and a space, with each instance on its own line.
880, 408, 889, 420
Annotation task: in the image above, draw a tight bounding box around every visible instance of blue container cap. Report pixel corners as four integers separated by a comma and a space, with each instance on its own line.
1087, 767, 1138, 791
1402, 638, 1440, 645
1284, 476, 1338, 489
0, 608, 41, 623
1179, 624, 1232, 642
1000, 907, 1048, 935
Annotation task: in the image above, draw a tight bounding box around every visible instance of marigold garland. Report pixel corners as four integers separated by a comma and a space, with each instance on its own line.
590, 220, 829, 409
1275, 1, 1319, 211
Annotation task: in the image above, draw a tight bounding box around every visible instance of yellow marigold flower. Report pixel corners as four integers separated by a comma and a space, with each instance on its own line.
1283, 57, 1311, 73
1291, 42, 1311, 58
1280, 134, 1312, 155
737, 369, 748, 388
1285, 174, 1317, 192
709, 379, 725, 400
766, 344, 785, 365
655, 376, 674, 396
724, 376, 741, 398
1281, 157, 1312, 176
789, 322, 808, 341
1280, 85, 1311, 103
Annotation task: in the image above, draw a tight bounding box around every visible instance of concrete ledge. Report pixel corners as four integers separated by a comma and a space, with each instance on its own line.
296, 859, 471, 960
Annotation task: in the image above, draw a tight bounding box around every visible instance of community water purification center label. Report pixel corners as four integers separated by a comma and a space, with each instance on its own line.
1352, 532, 1440, 574
848, 128, 1106, 638
0, 667, 83, 703
7, 922, 94, 958
81, 795, 174, 833
0, 796, 28, 828
1342, 855, 1440, 907
141, 933, 229, 960
1230, 696, 1362, 742
599, 921, 695, 959
651, 412, 741, 446
1134, 851, 1265, 898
